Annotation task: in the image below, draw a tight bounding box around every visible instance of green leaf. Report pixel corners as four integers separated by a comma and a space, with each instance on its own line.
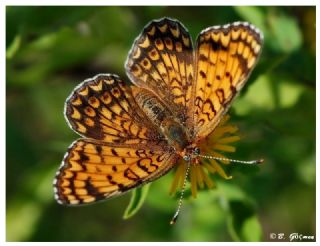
233, 6, 266, 31
6, 34, 21, 59
242, 215, 263, 241
234, 74, 275, 114
278, 79, 304, 108
123, 184, 150, 219
268, 14, 302, 53
227, 200, 262, 242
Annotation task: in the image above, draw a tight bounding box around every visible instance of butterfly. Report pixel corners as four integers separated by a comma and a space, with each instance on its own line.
53, 17, 263, 206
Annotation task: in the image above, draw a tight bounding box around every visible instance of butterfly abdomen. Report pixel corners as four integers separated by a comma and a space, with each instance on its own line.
132, 87, 169, 124
132, 87, 189, 151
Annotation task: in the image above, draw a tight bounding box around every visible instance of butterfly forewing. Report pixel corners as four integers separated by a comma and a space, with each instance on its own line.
65, 74, 163, 145
125, 17, 195, 126
191, 22, 263, 140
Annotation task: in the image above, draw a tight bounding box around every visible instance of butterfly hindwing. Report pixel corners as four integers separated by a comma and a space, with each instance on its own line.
54, 139, 178, 205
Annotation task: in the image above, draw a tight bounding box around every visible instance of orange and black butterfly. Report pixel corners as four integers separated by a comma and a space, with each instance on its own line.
53, 18, 263, 206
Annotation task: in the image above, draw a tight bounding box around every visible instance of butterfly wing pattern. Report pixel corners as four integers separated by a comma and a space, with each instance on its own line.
63, 74, 162, 145
55, 138, 177, 205
54, 18, 263, 206
191, 22, 263, 141
125, 18, 194, 128
54, 74, 179, 205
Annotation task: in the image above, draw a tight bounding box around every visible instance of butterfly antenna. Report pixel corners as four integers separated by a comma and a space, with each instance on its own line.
198, 154, 264, 165
170, 158, 191, 225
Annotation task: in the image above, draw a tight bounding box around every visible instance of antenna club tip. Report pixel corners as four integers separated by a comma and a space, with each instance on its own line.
257, 159, 264, 164
170, 214, 179, 225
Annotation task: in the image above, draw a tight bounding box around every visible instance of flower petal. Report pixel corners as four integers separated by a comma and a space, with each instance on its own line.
170, 114, 241, 198
199, 167, 215, 189
217, 136, 241, 144
213, 144, 236, 152
169, 162, 185, 195
207, 125, 239, 142
204, 161, 217, 174
195, 165, 205, 188
210, 160, 233, 180
190, 166, 198, 198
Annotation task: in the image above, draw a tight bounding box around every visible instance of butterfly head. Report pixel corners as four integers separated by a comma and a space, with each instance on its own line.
182, 146, 201, 162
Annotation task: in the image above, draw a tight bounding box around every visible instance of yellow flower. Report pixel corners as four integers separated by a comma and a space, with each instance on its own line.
170, 115, 241, 198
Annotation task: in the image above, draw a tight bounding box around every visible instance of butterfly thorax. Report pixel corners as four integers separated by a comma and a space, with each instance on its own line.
132, 87, 189, 151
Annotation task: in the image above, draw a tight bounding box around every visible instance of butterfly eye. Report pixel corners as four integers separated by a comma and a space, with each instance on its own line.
183, 155, 191, 161
193, 147, 200, 155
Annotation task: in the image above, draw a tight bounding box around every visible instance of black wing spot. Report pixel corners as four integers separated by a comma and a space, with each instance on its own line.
111, 148, 119, 156
199, 70, 207, 79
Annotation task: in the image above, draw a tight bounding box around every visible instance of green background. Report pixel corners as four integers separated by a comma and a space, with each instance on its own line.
6, 6, 316, 242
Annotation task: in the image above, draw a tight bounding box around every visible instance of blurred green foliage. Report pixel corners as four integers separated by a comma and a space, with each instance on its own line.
6, 6, 315, 242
